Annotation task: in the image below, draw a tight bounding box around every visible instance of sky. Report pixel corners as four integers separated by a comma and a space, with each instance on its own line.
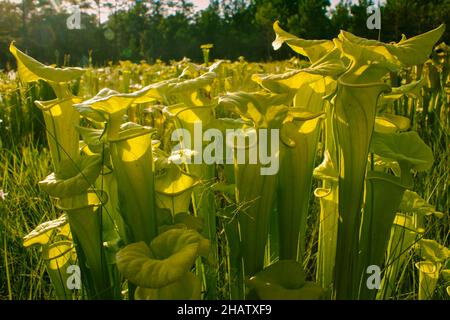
192, 0, 209, 11
1, 0, 376, 11
1, 0, 385, 21
191, 0, 352, 11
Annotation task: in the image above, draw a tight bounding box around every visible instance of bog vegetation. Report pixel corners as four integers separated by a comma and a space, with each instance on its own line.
0, 21, 449, 300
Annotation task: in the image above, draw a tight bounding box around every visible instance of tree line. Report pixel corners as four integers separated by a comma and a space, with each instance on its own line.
0, 0, 449, 68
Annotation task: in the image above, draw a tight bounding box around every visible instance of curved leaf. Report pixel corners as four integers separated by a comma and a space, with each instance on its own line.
416, 239, 450, 263
116, 229, 210, 288
338, 24, 445, 68
246, 260, 323, 300
10, 42, 85, 84
252, 49, 345, 94
370, 131, 434, 172
375, 114, 411, 133
39, 155, 102, 198
23, 215, 69, 247
135, 272, 202, 300
155, 165, 200, 215
399, 190, 444, 218
218, 91, 293, 128
381, 79, 424, 105
272, 21, 334, 63
74, 88, 153, 139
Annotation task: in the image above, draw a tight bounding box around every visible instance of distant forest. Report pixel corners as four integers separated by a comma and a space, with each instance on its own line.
0, 0, 449, 68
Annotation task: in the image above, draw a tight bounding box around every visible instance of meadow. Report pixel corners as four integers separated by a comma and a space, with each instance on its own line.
0, 22, 449, 300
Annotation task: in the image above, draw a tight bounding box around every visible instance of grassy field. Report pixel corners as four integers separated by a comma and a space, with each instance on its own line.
0, 26, 449, 300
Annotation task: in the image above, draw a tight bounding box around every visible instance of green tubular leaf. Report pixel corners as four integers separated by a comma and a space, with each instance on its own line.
35, 97, 82, 171
315, 97, 340, 290
9, 42, 85, 84
39, 155, 102, 198
95, 170, 126, 263
23, 215, 68, 248
278, 114, 324, 261
57, 190, 112, 298
272, 21, 334, 63
415, 261, 441, 300
370, 131, 434, 172
165, 101, 218, 293
135, 272, 202, 300
315, 186, 338, 289
272, 58, 335, 262
246, 260, 323, 300
42, 240, 75, 299
116, 229, 210, 288
378, 213, 420, 299
358, 171, 408, 299
217, 92, 285, 276
235, 162, 278, 276
333, 80, 391, 299
110, 129, 157, 244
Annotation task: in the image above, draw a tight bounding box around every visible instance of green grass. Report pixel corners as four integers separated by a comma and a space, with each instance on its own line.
0, 63, 448, 300
0, 140, 56, 299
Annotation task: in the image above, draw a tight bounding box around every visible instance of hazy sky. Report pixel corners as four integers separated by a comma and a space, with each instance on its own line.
1, 0, 385, 21
1, 0, 378, 12
191, 0, 353, 11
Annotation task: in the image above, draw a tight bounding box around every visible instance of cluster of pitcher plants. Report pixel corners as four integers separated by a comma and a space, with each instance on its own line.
14, 21, 449, 300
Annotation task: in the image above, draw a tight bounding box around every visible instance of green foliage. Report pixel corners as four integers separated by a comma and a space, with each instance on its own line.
0, 19, 448, 302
